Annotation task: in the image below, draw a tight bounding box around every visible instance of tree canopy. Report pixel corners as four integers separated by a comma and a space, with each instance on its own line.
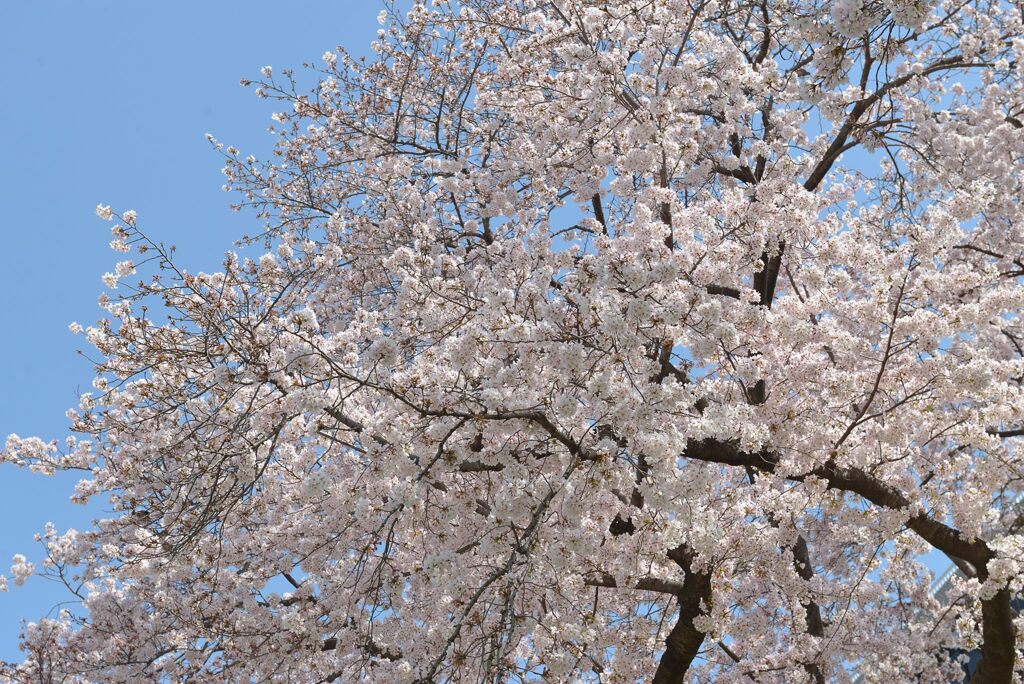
3, 0, 1024, 681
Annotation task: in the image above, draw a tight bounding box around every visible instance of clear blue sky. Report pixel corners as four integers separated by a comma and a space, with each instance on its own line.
0, 1, 384, 662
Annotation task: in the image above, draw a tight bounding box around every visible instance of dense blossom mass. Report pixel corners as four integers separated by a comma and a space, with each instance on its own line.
3, 0, 1024, 681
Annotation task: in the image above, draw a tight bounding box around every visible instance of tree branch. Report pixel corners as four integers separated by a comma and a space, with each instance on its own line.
652, 545, 714, 684
682, 438, 1016, 681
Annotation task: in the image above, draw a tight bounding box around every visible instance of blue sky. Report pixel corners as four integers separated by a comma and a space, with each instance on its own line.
0, 1, 384, 662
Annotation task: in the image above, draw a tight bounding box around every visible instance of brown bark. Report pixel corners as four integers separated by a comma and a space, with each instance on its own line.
792, 534, 826, 684
969, 588, 1016, 684
652, 546, 714, 684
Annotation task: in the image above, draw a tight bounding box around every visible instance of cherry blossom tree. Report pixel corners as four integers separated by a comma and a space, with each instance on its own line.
4, 0, 1024, 681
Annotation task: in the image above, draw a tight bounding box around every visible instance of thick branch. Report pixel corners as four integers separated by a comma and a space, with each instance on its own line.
802, 55, 970, 192
971, 588, 1016, 684
321, 637, 401, 661
683, 438, 1016, 681
792, 534, 827, 683
653, 545, 713, 684
591, 193, 607, 234
584, 572, 686, 595
752, 245, 785, 309
683, 439, 993, 566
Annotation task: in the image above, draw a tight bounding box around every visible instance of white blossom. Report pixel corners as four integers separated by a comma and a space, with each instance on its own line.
9, 554, 34, 587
